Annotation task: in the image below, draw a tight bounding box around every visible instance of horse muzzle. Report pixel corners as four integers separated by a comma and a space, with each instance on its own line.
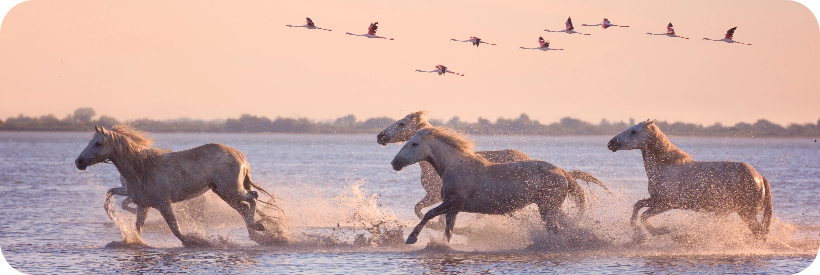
377, 132, 389, 146
391, 159, 406, 171
607, 139, 621, 152
75, 158, 88, 170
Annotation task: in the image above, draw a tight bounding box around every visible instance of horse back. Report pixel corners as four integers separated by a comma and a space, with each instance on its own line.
151, 143, 250, 202
476, 149, 532, 163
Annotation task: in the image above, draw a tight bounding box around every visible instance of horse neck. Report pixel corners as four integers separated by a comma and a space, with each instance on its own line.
424, 141, 485, 176
639, 132, 690, 174
106, 134, 151, 186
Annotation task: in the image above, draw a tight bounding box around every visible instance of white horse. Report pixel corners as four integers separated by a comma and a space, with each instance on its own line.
377, 111, 606, 230
391, 127, 610, 244
607, 120, 772, 241
75, 125, 275, 247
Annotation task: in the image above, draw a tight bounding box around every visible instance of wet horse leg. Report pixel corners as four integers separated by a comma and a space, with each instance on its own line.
210, 185, 265, 231
640, 205, 672, 236
444, 212, 458, 242
538, 204, 564, 235
154, 203, 189, 245
135, 204, 150, 236
406, 200, 463, 244
629, 198, 651, 227
738, 210, 765, 239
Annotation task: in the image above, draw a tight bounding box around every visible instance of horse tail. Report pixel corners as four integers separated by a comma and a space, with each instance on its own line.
243, 165, 284, 215
563, 170, 588, 213
762, 177, 773, 235
568, 170, 612, 196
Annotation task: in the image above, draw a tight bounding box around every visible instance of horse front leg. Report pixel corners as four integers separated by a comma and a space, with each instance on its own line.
630, 198, 651, 227
155, 203, 207, 247
444, 212, 459, 243
135, 204, 150, 236
629, 198, 652, 243
640, 205, 672, 236
406, 200, 462, 244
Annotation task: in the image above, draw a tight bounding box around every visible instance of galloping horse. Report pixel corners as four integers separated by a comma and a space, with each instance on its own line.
75, 125, 274, 246
607, 120, 772, 241
377, 111, 605, 229
391, 127, 610, 244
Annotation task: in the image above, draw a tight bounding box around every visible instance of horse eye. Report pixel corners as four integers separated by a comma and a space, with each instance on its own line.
411, 143, 418, 146
95, 142, 101, 146
399, 123, 405, 127
630, 130, 637, 134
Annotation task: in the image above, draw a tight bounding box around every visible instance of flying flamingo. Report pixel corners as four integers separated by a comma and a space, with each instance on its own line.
415, 65, 464, 76
582, 18, 629, 29
346, 22, 394, 40
647, 23, 688, 39
285, 17, 332, 31
450, 37, 497, 47
544, 17, 591, 35
703, 27, 751, 45
519, 36, 564, 51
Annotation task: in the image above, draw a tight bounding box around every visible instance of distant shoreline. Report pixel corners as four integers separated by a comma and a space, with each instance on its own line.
2, 109, 818, 138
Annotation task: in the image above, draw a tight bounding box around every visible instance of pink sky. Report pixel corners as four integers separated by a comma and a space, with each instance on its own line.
0, 0, 818, 125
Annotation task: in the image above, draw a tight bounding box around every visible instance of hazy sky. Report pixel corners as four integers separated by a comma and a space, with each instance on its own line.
0, 0, 818, 125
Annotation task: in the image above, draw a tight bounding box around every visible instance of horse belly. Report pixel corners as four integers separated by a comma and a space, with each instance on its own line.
461, 186, 533, 214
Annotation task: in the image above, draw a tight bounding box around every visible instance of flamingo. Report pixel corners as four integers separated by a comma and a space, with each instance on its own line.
415, 65, 464, 76
646, 23, 689, 39
545, 17, 591, 35
450, 37, 497, 47
285, 17, 332, 31
582, 18, 629, 29
346, 22, 394, 40
519, 36, 564, 51
703, 27, 751, 45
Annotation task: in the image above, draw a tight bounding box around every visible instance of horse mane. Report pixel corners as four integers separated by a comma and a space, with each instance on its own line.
99, 124, 166, 176
645, 123, 693, 165
426, 126, 476, 154
409, 110, 431, 126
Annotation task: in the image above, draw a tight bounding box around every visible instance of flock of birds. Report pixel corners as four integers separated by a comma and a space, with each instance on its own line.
287, 16, 752, 77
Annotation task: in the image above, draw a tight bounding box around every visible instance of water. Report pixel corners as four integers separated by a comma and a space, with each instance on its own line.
0, 132, 818, 274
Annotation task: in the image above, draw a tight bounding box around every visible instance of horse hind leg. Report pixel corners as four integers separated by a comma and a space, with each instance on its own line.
738, 210, 765, 239
210, 184, 265, 232
538, 204, 564, 235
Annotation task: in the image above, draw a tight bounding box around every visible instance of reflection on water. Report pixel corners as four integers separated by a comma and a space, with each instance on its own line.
0, 132, 818, 274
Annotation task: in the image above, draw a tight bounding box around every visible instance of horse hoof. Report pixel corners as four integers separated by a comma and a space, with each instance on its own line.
251, 222, 265, 231
406, 235, 418, 244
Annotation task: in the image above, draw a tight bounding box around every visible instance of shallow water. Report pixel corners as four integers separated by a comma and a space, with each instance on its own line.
0, 132, 818, 274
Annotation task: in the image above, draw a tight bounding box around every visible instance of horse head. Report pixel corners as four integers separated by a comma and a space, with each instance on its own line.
377, 111, 428, 145
75, 125, 115, 170
390, 128, 434, 171
608, 119, 657, 152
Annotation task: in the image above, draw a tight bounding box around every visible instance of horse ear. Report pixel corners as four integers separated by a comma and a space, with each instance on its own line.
649, 119, 657, 124
94, 125, 100, 132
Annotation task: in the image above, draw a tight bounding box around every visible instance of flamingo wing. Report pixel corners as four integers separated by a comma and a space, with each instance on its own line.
726, 26, 737, 39
369, 22, 378, 34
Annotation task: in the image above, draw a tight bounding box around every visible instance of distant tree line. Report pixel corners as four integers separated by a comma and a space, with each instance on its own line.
1, 108, 818, 137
